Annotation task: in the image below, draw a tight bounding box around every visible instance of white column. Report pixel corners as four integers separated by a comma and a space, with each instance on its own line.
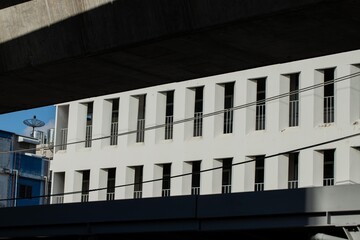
97, 168, 108, 201
155, 92, 167, 143
181, 162, 192, 195
336, 145, 360, 185
92, 99, 112, 149
266, 72, 282, 132
118, 96, 130, 148
264, 155, 288, 190
298, 150, 323, 187
237, 156, 255, 192
279, 74, 291, 130
182, 87, 195, 140
149, 164, 162, 197
245, 79, 257, 134
300, 68, 322, 128
67, 103, 87, 151
200, 158, 222, 195
144, 91, 156, 146
89, 168, 100, 201
230, 156, 243, 193
127, 96, 139, 145
170, 161, 183, 196
124, 166, 135, 199
115, 164, 126, 200
203, 83, 223, 139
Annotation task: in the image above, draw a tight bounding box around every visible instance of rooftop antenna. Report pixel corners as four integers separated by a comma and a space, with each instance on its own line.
23, 115, 45, 138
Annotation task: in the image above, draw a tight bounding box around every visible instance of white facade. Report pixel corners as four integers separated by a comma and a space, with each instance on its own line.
50, 50, 360, 204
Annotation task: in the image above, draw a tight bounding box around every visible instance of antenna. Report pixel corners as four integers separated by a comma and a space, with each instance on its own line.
23, 115, 45, 138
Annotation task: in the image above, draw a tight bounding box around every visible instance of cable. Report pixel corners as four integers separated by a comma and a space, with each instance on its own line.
1, 71, 360, 155
1, 131, 359, 202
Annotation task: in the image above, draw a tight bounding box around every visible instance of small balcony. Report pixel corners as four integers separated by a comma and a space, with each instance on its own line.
288, 180, 298, 189
85, 125, 92, 148
162, 189, 171, 197
59, 128, 68, 150
323, 178, 334, 186
223, 109, 233, 134
193, 112, 203, 137
164, 116, 174, 140
52, 195, 64, 204
106, 192, 115, 201
110, 122, 118, 146
324, 96, 334, 123
136, 119, 145, 143
289, 100, 299, 127
134, 190, 143, 199
81, 193, 89, 202
255, 182, 264, 191
256, 104, 266, 130
191, 187, 200, 195
222, 184, 231, 194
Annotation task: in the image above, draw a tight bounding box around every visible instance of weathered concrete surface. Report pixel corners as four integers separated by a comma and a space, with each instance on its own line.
0, 0, 360, 113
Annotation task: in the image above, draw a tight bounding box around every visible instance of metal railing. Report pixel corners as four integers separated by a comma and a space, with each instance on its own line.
53, 195, 64, 204
256, 104, 266, 130
222, 184, 231, 194
136, 119, 145, 142
134, 190, 143, 199
85, 125, 92, 148
288, 180, 298, 189
60, 128, 68, 150
223, 109, 233, 134
289, 100, 299, 127
255, 182, 264, 191
323, 178, 334, 186
191, 187, 200, 195
324, 96, 334, 123
164, 116, 174, 140
81, 193, 89, 202
106, 192, 115, 201
162, 189, 171, 197
110, 122, 118, 145
193, 112, 203, 137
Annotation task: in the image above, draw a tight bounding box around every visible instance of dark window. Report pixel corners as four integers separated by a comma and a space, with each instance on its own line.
19, 184, 32, 198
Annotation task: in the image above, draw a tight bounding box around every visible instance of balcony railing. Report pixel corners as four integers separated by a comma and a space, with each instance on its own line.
134, 190, 143, 199
106, 192, 115, 201
223, 109, 233, 134
60, 128, 68, 150
255, 182, 264, 191
85, 125, 92, 148
324, 96, 334, 123
323, 178, 334, 186
222, 184, 231, 194
256, 104, 266, 130
191, 186, 200, 195
162, 189, 171, 197
165, 116, 174, 140
53, 195, 64, 204
110, 122, 118, 145
288, 180, 298, 189
81, 193, 89, 202
289, 100, 299, 127
136, 119, 145, 142
193, 112, 203, 137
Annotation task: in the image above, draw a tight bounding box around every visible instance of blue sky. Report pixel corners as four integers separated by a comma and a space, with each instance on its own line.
0, 105, 56, 136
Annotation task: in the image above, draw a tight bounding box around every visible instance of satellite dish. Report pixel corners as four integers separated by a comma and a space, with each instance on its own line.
23, 115, 45, 137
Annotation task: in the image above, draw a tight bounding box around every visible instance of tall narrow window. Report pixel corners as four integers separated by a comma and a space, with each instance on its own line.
193, 87, 204, 137
224, 82, 234, 134
323, 149, 335, 186
165, 91, 174, 140
256, 79, 266, 130
289, 73, 300, 127
107, 168, 116, 201
222, 158, 232, 194
288, 152, 299, 189
57, 105, 69, 151
81, 170, 90, 202
134, 166, 143, 199
110, 99, 119, 146
324, 68, 335, 123
162, 164, 171, 197
255, 156, 265, 191
85, 102, 93, 148
191, 161, 201, 195
136, 95, 146, 143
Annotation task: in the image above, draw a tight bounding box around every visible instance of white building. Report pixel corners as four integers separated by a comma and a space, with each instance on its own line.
50, 49, 360, 204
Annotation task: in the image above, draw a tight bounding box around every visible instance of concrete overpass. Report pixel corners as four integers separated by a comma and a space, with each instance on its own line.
1, 185, 359, 240
0, 0, 360, 114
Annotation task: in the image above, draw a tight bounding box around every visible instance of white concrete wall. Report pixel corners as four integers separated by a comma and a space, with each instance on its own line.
50, 49, 360, 203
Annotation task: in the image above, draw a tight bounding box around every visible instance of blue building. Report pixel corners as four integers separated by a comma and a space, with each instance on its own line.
0, 130, 50, 207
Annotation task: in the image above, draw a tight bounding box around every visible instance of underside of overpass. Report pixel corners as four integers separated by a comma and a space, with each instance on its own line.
0, 0, 360, 114
1, 185, 359, 240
